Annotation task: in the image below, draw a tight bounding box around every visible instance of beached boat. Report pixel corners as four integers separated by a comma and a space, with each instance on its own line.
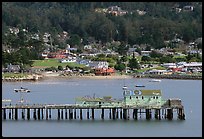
14, 87, 31, 93
149, 79, 161, 82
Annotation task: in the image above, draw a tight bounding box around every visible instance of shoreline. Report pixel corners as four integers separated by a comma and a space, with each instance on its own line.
43, 74, 133, 80
2, 73, 202, 81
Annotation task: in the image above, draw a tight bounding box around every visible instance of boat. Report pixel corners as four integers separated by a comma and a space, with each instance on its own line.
14, 87, 31, 93
149, 79, 161, 82
122, 85, 128, 90
135, 85, 145, 87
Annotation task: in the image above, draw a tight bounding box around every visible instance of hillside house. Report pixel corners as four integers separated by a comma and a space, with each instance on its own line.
89, 61, 109, 69
94, 67, 115, 76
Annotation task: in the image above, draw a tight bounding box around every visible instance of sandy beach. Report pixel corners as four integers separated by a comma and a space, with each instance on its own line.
42, 72, 133, 80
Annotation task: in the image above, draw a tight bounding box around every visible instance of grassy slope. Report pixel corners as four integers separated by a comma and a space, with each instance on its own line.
32, 59, 84, 68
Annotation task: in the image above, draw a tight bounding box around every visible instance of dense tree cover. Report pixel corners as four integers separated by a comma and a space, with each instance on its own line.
2, 2, 202, 67
2, 2, 202, 45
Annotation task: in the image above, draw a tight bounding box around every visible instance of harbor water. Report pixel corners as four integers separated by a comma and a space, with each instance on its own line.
2, 78, 202, 137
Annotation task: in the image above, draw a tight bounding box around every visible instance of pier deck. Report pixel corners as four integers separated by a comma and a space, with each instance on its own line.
2, 103, 185, 121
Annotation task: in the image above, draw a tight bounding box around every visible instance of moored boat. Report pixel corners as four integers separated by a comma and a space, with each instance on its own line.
149, 79, 161, 82
14, 87, 31, 93
135, 85, 145, 87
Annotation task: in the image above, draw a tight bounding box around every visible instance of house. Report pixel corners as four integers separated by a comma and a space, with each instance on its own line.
89, 61, 109, 69
9, 27, 19, 35
6, 64, 21, 73
107, 6, 128, 16
76, 89, 166, 108
84, 45, 92, 50
123, 89, 166, 106
183, 5, 194, 11
136, 10, 146, 15
94, 67, 115, 76
59, 57, 77, 63
146, 69, 168, 75
77, 59, 91, 66
141, 51, 151, 56
161, 63, 177, 68
75, 95, 122, 108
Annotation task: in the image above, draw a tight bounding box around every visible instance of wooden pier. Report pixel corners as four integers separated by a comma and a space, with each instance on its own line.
2, 103, 185, 121
2, 89, 186, 121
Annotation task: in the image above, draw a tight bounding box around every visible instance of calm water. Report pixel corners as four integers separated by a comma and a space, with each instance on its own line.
2, 78, 202, 137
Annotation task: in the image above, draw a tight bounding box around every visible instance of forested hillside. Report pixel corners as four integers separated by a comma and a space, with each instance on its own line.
2, 2, 202, 67
2, 2, 202, 46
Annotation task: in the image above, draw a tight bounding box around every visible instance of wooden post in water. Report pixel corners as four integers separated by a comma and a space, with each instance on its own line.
133, 109, 138, 120
12, 109, 14, 119
69, 109, 71, 119
123, 108, 127, 120
49, 109, 51, 119
15, 108, 18, 120
27, 108, 30, 120
65, 109, 67, 119
46, 108, 48, 120
109, 108, 112, 119
127, 109, 130, 120
145, 109, 149, 120
178, 108, 185, 120
3, 109, 6, 120
37, 108, 40, 120
87, 109, 90, 119
58, 109, 60, 120
22, 109, 25, 120
69, 109, 73, 119
80, 109, 83, 120
164, 109, 167, 119
74, 109, 76, 119
9, 109, 11, 120
155, 109, 160, 120
101, 108, 104, 119
150, 109, 152, 119
91, 108, 94, 120
112, 108, 116, 120
140, 109, 142, 118
120, 108, 122, 119
41, 108, 44, 120
33, 108, 36, 120
116, 108, 118, 119
61, 109, 63, 120
158, 109, 161, 120
167, 109, 173, 120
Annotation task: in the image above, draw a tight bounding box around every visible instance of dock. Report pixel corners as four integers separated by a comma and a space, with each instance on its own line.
2, 101, 185, 121
2, 89, 185, 121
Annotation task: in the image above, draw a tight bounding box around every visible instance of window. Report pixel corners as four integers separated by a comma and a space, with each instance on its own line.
142, 96, 144, 99
130, 96, 132, 99
156, 96, 158, 99
136, 96, 138, 99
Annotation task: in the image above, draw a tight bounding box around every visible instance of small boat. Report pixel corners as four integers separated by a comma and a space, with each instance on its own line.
2, 99, 12, 102
122, 85, 128, 90
149, 79, 161, 82
135, 85, 145, 87
14, 87, 31, 93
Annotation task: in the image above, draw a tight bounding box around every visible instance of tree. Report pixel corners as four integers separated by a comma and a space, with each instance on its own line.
58, 65, 63, 71
114, 63, 126, 71
128, 57, 140, 70
141, 56, 151, 62
66, 34, 81, 47
117, 42, 129, 55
